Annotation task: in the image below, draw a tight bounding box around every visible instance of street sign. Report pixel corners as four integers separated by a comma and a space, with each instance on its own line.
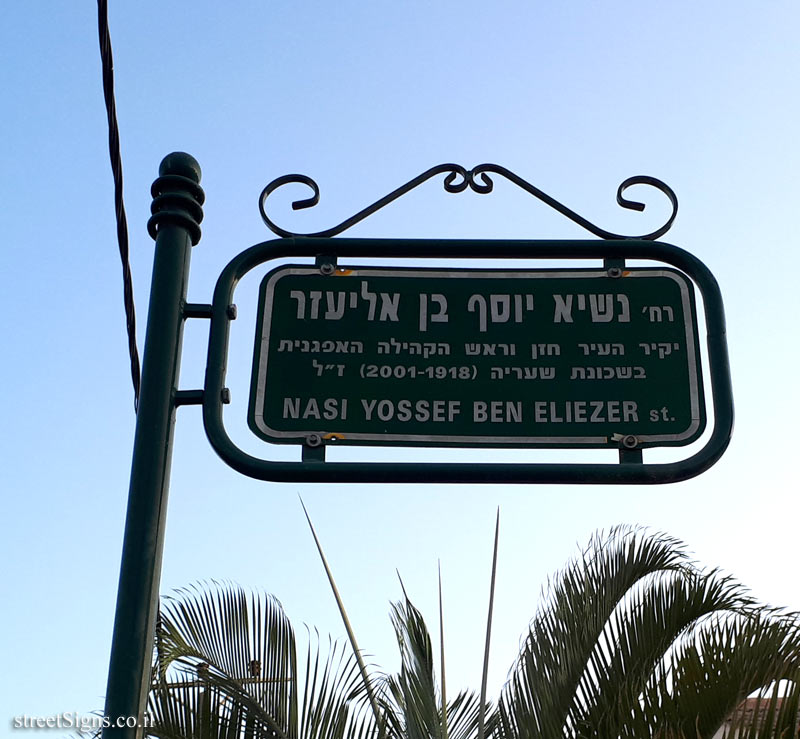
249, 265, 704, 448
106, 155, 734, 739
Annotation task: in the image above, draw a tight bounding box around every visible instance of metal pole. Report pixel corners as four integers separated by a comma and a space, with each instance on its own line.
102, 153, 204, 738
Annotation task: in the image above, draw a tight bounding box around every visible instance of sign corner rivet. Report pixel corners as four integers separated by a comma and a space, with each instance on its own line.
621, 434, 639, 449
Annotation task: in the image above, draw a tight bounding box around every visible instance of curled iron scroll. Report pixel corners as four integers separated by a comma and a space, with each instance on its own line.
259, 163, 677, 240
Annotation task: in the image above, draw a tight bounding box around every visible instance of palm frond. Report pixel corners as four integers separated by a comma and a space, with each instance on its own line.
147, 674, 276, 739
384, 592, 487, 739
445, 690, 488, 739
157, 582, 297, 738
496, 527, 800, 739
633, 612, 800, 738
478, 511, 499, 739
387, 597, 440, 739
582, 568, 750, 735
439, 562, 448, 739
498, 527, 695, 739
300, 497, 384, 733
152, 582, 370, 739
299, 632, 373, 739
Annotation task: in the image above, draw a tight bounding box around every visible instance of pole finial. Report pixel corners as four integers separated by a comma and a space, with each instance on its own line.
148, 153, 205, 245
159, 151, 202, 183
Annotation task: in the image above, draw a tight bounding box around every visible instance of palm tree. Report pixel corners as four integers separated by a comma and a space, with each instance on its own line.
143, 526, 800, 739
146, 582, 482, 739
495, 527, 800, 739
147, 583, 371, 739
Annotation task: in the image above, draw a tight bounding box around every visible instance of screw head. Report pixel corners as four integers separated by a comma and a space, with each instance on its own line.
621, 434, 638, 449
608, 267, 623, 278
319, 262, 334, 275
306, 434, 322, 447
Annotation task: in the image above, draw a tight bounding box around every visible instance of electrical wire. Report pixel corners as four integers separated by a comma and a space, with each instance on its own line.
97, 0, 141, 412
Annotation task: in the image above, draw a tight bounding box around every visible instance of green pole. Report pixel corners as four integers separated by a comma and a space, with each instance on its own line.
102, 153, 204, 738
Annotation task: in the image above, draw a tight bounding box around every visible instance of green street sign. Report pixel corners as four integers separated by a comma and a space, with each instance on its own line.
249, 264, 704, 448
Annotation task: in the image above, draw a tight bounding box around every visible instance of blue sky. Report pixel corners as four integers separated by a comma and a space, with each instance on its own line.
2, 0, 799, 727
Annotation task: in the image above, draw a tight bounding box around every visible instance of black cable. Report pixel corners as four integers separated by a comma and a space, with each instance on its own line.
97, 0, 141, 412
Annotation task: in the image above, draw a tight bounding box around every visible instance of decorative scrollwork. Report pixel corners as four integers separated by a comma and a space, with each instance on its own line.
259, 163, 677, 240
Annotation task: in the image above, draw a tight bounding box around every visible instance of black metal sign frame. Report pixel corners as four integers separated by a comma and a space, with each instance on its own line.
202, 236, 733, 485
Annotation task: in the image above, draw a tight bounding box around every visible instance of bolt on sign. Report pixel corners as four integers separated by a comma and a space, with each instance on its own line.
248, 265, 704, 448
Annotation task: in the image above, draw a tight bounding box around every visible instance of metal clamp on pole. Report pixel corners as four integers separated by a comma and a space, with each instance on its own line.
102, 153, 204, 738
